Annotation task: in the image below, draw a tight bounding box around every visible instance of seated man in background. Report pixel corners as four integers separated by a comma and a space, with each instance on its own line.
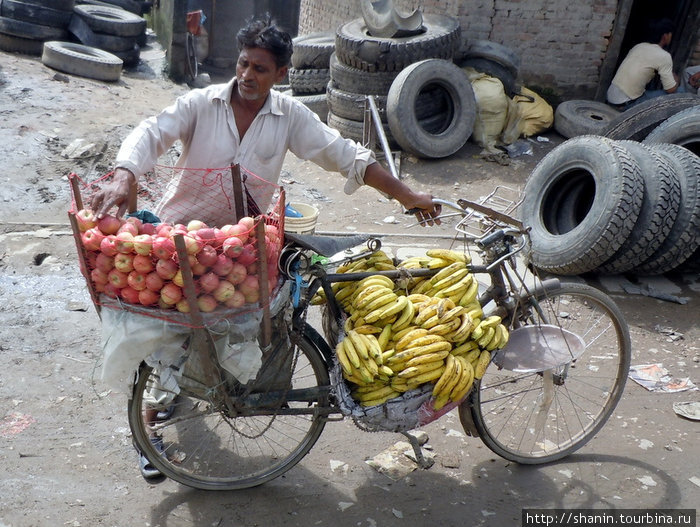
607, 18, 680, 109
681, 64, 700, 94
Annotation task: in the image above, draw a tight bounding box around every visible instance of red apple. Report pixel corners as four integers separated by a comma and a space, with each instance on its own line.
224, 290, 246, 309
107, 268, 129, 289
99, 235, 118, 257
103, 282, 120, 298
187, 219, 207, 232
139, 222, 157, 235
188, 254, 208, 276
172, 270, 184, 287
238, 274, 259, 296
213, 280, 236, 302
226, 262, 248, 285
75, 209, 97, 232
196, 227, 218, 246
125, 216, 142, 231
197, 294, 218, 313
158, 297, 174, 310
199, 272, 220, 293
152, 236, 176, 260
182, 233, 202, 255
197, 244, 219, 267
221, 223, 250, 244
81, 227, 105, 251
155, 258, 178, 280
237, 244, 257, 266
132, 254, 154, 273
127, 270, 147, 290
97, 214, 122, 235
95, 252, 114, 272
132, 234, 153, 255
114, 232, 135, 254
222, 236, 244, 257
117, 221, 139, 236
175, 298, 191, 313
138, 288, 160, 306
243, 290, 260, 304
120, 286, 141, 304
238, 216, 255, 231
156, 223, 173, 237
91, 267, 109, 285
113, 253, 134, 273
212, 254, 234, 276
145, 271, 164, 292
160, 283, 183, 305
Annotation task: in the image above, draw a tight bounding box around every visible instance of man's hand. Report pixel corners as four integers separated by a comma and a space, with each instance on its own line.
402, 191, 442, 226
90, 168, 136, 219
690, 71, 700, 89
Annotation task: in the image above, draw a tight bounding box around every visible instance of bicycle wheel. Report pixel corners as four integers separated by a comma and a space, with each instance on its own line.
127, 326, 331, 490
461, 282, 631, 464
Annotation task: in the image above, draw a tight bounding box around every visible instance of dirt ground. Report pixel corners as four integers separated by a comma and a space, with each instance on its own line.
0, 44, 699, 527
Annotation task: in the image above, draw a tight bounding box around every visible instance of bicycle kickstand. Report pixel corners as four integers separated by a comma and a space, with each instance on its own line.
400, 431, 434, 469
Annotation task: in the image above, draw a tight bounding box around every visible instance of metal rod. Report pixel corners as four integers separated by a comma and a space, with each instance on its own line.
366, 95, 400, 182
312, 229, 462, 241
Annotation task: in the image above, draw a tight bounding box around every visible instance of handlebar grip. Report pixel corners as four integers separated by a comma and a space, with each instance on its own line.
477, 229, 505, 248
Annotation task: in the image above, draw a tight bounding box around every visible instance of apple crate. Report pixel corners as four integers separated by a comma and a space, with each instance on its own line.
67, 165, 286, 331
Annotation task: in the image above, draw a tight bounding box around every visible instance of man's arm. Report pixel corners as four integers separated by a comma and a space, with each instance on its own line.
91, 168, 136, 219
362, 162, 441, 226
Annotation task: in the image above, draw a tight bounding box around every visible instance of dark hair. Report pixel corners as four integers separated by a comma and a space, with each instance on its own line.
646, 18, 674, 44
236, 14, 293, 68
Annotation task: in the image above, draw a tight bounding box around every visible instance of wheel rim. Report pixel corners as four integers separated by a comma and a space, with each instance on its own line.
128, 334, 330, 490
465, 284, 630, 463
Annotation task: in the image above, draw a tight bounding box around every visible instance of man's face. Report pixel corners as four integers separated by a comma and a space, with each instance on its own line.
235, 47, 287, 101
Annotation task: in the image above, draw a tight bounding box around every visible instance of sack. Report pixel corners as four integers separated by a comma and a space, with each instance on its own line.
465, 69, 510, 152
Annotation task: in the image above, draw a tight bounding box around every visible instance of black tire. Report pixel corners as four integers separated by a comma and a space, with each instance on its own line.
521, 135, 644, 275
291, 31, 335, 69
335, 13, 460, 72
128, 328, 330, 490
14, 0, 74, 11
644, 105, 700, 157
460, 39, 520, 76
0, 30, 43, 54
329, 52, 397, 95
327, 110, 398, 148
457, 57, 519, 97
0, 14, 68, 40
602, 93, 700, 141
597, 141, 681, 274
554, 100, 620, 138
387, 58, 475, 158
672, 247, 700, 274
631, 143, 700, 275
80, 0, 143, 15
0, 0, 73, 28
69, 13, 137, 52
41, 40, 122, 82
288, 67, 329, 94
111, 42, 139, 66
464, 282, 631, 464
73, 4, 146, 37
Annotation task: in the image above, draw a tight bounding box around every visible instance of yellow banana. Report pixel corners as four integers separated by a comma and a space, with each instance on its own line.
431, 267, 470, 291
379, 365, 394, 377
458, 278, 480, 307
359, 333, 383, 363
335, 341, 354, 376
358, 274, 395, 290
355, 384, 397, 401
404, 334, 450, 350
347, 330, 370, 361
389, 341, 453, 366
381, 347, 397, 362
406, 349, 450, 368
451, 340, 479, 356
359, 292, 399, 317
353, 324, 382, 335
498, 324, 510, 348
432, 392, 451, 411
477, 326, 496, 349
448, 313, 475, 343
471, 324, 484, 341
473, 350, 491, 379
366, 295, 408, 324
407, 293, 431, 305
377, 323, 393, 351
441, 353, 463, 397
390, 377, 410, 392
426, 248, 470, 264
432, 353, 457, 397
342, 337, 361, 369
486, 324, 505, 351
391, 325, 420, 344
449, 358, 475, 402
426, 257, 452, 269
391, 299, 415, 332
429, 261, 467, 285
406, 366, 445, 388
356, 365, 375, 384
414, 304, 439, 327
353, 285, 393, 310
480, 315, 502, 330
395, 328, 430, 351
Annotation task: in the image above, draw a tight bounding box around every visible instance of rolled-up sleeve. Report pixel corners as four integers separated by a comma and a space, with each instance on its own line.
286, 101, 376, 194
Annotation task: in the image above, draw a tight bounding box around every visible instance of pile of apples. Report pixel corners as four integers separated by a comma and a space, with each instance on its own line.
74, 209, 281, 313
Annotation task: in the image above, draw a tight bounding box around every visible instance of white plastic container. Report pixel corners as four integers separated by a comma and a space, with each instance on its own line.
284, 202, 319, 234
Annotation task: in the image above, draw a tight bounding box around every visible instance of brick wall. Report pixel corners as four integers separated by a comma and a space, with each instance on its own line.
299, 0, 618, 99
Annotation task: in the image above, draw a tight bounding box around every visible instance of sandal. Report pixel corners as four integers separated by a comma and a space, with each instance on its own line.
138, 436, 165, 480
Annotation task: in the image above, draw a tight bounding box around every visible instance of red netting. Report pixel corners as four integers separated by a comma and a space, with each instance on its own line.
68, 165, 286, 328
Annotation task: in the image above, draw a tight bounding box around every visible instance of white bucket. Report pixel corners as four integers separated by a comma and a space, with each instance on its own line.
284, 202, 319, 234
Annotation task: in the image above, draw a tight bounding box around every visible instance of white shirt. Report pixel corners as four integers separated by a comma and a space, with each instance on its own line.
116, 78, 375, 225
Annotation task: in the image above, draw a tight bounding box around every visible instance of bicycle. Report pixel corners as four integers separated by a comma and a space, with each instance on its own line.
127, 188, 631, 490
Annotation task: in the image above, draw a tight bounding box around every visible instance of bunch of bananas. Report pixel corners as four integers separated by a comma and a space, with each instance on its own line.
318, 248, 510, 408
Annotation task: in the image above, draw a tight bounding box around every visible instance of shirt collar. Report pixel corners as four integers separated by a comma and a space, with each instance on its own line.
210, 78, 284, 116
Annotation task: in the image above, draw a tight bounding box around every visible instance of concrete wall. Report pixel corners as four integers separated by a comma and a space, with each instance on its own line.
299, 0, 697, 100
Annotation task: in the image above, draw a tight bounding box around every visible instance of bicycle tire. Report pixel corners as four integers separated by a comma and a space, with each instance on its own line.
127, 324, 331, 490
461, 282, 631, 464
185, 31, 197, 80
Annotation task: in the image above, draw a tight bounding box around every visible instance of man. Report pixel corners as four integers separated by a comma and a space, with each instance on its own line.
91, 17, 440, 226
606, 18, 680, 109
681, 65, 700, 94
91, 15, 441, 480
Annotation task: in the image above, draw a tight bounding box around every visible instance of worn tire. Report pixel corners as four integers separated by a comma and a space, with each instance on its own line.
283, 90, 328, 123
554, 100, 620, 138
644, 105, 700, 157
597, 141, 681, 274
0, 14, 68, 40
460, 39, 520, 77
69, 13, 137, 52
327, 111, 398, 147
631, 144, 700, 275
291, 31, 335, 69
288, 68, 329, 94
73, 4, 146, 37
329, 52, 397, 95
0, 0, 73, 27
0, 30, 42, 53
41, 40, 122, 82
335, 13, 460, 72
387, 58, 475, 158
521, 136, 644, 275
457, 57, 519, 97
602, 93, 700, 141
12, 0, 74, 11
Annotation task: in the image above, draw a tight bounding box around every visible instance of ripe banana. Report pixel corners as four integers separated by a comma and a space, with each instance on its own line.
426, 257, 452, 269
353, 324, 382, 335
426, 248, 471, 264
335, 341, 354, 376
359, 333, 383, 362
451, 340, 479, 357
476, 326, 496, 349
341, 337, 361, 369
406, 366, 445, 388
377, 323, 393, 351
391, 298, 415, 332
473, 350, 491, 379
353, 285, 393, 310
449, 358, 475, 402
358, 292, 399, 317
458, 278, 480, 307
365, 295, 408, 324
430, 267, 470, 291
346, 330, 370, 361
405, 349, 450, 367
429, 262, 467, 285
448, 313, 475, 343
432, 353, 457, 397
395, 328, 430, 351
357, 274, 394, 290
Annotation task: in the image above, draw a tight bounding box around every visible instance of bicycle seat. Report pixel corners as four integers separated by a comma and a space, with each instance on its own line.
284, 232, 371, 257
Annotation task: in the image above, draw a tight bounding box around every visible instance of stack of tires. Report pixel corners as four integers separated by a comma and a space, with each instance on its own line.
0, 0, 73, 55
455, 39, 521, 97
521, 105, 700, 276
328, 14, 477, 159
285, 31, 335, 123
